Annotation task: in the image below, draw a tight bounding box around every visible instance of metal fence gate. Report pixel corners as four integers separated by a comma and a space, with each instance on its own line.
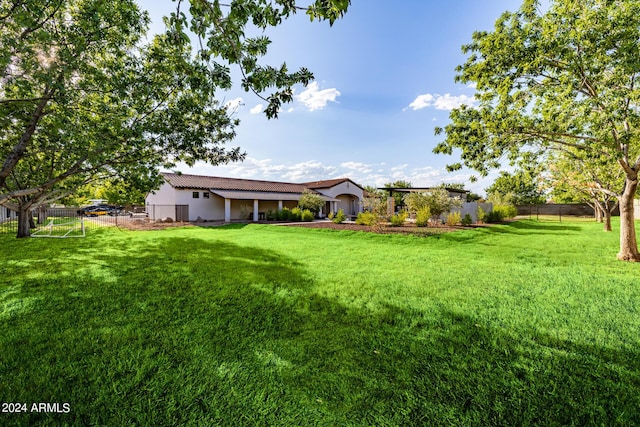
175, 205, 189, 222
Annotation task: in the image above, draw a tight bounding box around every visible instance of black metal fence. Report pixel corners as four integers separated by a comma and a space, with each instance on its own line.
516, 203, 601, 219
0, 206, 148, 235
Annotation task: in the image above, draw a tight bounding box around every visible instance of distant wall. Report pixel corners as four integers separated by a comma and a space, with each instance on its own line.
516, 204, 598, 217
449, 202, 493, 223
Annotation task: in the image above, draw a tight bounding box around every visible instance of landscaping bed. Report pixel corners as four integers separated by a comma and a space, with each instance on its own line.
284, 220, 483, 235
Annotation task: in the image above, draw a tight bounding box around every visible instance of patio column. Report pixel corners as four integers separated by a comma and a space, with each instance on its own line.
224, 198, 231, 222
278, 200, 283, 210
253, 199, 259, 222
387, 196, 394, 216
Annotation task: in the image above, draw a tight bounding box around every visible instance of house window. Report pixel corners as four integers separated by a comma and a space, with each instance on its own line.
203, 192, 210, 199
192, 191, 200, 199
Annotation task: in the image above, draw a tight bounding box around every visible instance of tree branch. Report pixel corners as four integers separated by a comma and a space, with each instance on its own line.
0, 84, 56, 187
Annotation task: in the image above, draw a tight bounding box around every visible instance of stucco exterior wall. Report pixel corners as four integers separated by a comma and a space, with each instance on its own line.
146, 182, 176, 205
315, 181, 363, 216
335, 195, 360, 216
147, 186, 226, 221
174, 190, 224, 221
316, 181, 363, 200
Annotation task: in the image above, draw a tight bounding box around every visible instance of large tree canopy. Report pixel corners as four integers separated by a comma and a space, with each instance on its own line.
0, 0, 350, 237
485, 169, 545, 206
434, 0, 640, 261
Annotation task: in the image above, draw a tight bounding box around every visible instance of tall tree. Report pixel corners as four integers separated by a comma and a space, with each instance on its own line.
0, 0, 350, 237
547, 151, 622, 231
434, 0, 640, 261
485, 170, 545, 206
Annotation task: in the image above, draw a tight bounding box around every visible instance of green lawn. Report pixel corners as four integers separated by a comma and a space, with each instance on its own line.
1, 220, 639, 426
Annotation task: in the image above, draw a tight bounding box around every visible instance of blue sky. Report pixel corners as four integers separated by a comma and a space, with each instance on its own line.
136, 1, 524, 195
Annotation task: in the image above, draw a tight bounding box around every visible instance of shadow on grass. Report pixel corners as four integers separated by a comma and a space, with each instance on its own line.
506, 220, 583, 232
436, 220, 585, 245
1, 235, 638, 426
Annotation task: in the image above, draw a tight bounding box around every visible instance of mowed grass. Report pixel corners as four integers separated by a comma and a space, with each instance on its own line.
1, 219, 639, 426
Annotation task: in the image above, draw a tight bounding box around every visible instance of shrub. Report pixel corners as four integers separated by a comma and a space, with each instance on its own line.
327, 211, 335, 220
494, 204, 518, 219
390, 211, 407, 227
265, 210, 277, 221
416, 207, 431, 227
277, 207, 290, 221
332, 209, 346, 224
446, 211, 461, 226
290, 207, 303, 222
277, 207, 302, 221
301, 209, 314, 222
356, 211, 378, 226
461, 213, 473, 226
476, 206, 486, 223
485, 210, 504, 223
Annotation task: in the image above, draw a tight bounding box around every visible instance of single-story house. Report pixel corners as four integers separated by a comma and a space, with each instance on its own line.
145, 172, 364, 222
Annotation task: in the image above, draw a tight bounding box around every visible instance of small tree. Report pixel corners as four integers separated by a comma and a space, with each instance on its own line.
404, 192, 430, 214
298, 189, 324, 215
405, 189, 463, 223
428, 188, 463, 220
360, 191, 386, 225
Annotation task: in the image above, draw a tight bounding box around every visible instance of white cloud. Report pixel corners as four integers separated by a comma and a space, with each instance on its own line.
196, 157, 338, 182
340, 162, 380, 174
282, 160, 339, 181
249, 104, 263, 115
406, 94, 434, 111
405, 93, 476, 111
296, 81, 341, 111
179, 158, 494, 196
224, 97, 244, 112
433, 93, 476, 110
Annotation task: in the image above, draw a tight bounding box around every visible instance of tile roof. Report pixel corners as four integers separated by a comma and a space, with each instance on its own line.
210, 190, 339, 202
304, 178, 363, 190
162, 172, 315, 194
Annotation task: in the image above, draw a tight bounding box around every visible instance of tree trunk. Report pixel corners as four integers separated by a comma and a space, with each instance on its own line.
603, 208, 612, 232
595, 200, 613, 232
617, 176, 640, 261
595, 204, 603, 223
37, 205, 47, 225
17, 207, 32, 238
